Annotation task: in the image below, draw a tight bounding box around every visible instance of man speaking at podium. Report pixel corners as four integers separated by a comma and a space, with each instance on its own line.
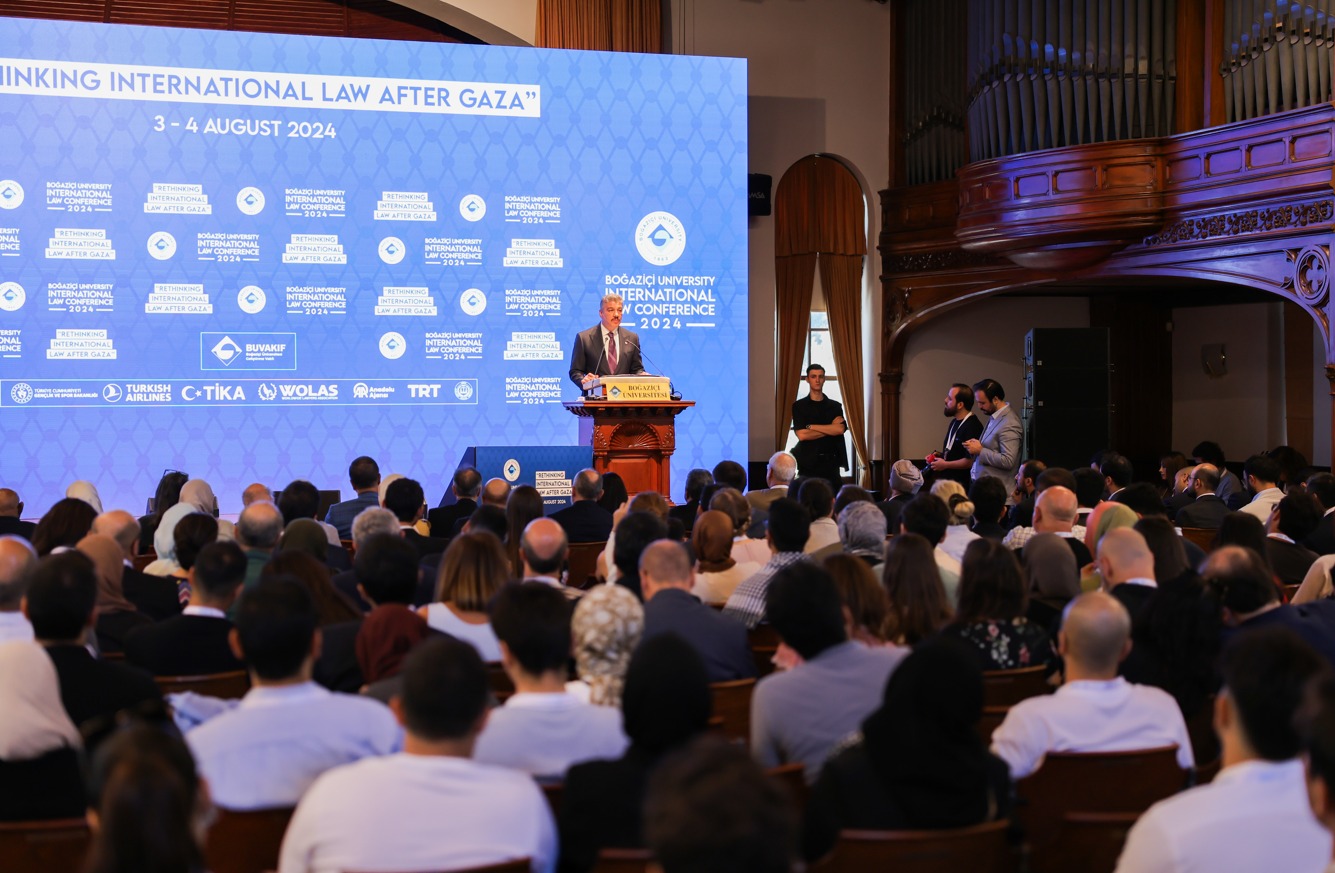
569, 293, 647, 391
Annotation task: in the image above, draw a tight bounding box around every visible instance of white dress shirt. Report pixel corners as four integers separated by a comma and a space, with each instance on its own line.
187, 681, 402, 810
0, 611, 34, 644
1114, 759, 1330, 873
940, 524, 982, 564
935, 546, 961, 604
278, 753, 556, 873
991, 677, 1193, 779
473, 691, 628, 779
732, 536, 772, 567
803, 517, 841, 554
424, 603, 503, 661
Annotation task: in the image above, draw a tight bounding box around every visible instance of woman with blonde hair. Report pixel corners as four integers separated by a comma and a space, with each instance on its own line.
930, 479, 980, 564
418, 531, 508, 661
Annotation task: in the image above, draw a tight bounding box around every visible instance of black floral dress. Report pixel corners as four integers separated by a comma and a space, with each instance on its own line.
942, 617, 1053, 671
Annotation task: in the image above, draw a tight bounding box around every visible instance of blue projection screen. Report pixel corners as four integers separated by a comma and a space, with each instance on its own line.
0, 18, 748, 512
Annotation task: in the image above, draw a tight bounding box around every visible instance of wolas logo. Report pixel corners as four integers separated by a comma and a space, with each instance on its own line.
277, 383, 338, 400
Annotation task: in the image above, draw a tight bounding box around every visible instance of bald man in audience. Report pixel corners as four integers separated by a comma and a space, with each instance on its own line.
92, 509, 182, 620
0, 488, 35, 540
1096, 528, 1159, 622
549, 469, 615, 543
0, 536, 36, 642
242, 483, 273, 507
1174, 464, 1230, 529
640, 539, 755, 682
1115, 628, 1332, 873
1012, 485, 1093, 566
991, 591, 1193, 779
519, 518, 578, 599
235, 501, 284, 606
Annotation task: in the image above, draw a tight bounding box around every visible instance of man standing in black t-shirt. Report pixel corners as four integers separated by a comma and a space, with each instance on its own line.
927, 382, 983, 487
791, 363, 847, 491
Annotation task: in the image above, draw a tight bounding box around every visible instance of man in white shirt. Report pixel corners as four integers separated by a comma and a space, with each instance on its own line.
1115, 628, 1332, 872
992, 591, 1193, 779
0, 535, 35, 643
187, 577, 402, 809
1239, 453, 1284, 525
279, 635, 556, 873
474, 582, 627, 777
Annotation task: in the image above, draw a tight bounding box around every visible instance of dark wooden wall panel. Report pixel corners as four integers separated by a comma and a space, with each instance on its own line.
1089, 296, 1174, 482
107, 0, 231, 29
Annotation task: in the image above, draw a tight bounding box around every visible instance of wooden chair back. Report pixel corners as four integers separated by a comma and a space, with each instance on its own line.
155, 670, 251, 699
975, 705, 1010, 744
1179, 527, 1216, 553
566, 541, 606, 589
486, 662, 515, 703
0, 818, 90, 873
1044, 812, 1140, 873
816, 820, 1015, 873
982, 665, 1051, 708
346, 860, 531, 873
205, 806, 295, 873
132, 552, 157, 572
592, 848, 653, 873
1016, 746, 1186, 873
766, 762, 808, 814
1184, 695, 1220, 784
748, 624, 780, 677
709, 678, 757, 745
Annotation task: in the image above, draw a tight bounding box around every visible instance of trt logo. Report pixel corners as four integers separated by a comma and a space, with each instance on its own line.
408, 383, 441, 398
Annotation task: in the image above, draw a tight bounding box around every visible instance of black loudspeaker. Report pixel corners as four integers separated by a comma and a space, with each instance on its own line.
1023, 328, 1112, 469
748, 174, 772, 216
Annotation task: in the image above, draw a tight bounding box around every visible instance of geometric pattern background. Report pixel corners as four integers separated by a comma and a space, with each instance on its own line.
0, 18, 748, 512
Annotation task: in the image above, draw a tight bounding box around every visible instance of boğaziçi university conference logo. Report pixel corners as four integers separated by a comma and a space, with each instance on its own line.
211, 336, 243, 366
0, 180, 24, 210
379, 332, 407, 360
635, 211, 686, 266
503, 458, 521, 482
10, 383, 33, 404
236, 187, 265, 215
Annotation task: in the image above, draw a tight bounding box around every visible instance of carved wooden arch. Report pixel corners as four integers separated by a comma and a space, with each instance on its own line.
877, 105, 1335, 487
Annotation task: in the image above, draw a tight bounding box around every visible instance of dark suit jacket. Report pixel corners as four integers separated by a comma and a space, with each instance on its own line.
1228, 602, 1335, 669
0, 516, 35, 541
549, 500, 614, 543
1306, 514, 1335, 556
332, 568, 371, 613
313, 619, 364, 693
123, 613, 243, 676
0, 747, 85, 821
95, 610, 153, 655
1110, 582, 1158, 624
323, 491, 379, 540
1268, 537, 1320, 586
403, 528, 450, 560
642, 589, 756, 683
427, 498, 476, 537
122, 566, 182, 621
45, 644, 161, 731
325, 542, 353, 573
878, 493, 913, 534
568, 324, 646, 388
1175, 494, 1231, 529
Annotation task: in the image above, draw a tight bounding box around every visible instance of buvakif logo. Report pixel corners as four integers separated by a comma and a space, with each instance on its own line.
211, 336, 242, 366
0, 181, 23, 210
9, 383, 32, 404
635, 211, 686, 266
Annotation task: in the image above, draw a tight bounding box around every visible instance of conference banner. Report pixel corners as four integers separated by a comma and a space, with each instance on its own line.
0, 18, 748, 511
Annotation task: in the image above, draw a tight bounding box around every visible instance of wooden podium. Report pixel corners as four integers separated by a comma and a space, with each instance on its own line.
563, 399, 694, 498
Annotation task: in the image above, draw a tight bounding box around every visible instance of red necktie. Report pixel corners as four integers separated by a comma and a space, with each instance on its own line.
607, 331, 618, 373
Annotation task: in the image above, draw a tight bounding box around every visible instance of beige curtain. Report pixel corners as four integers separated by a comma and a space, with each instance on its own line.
821, 254, 870, 483
774, 156, 867, 471
774, 253, 817, 449
536, 0, 662, 52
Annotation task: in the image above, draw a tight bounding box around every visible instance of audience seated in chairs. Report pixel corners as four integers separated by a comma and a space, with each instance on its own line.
31, 497, 97, 557
559, 633, 712, 873
506, 485, 546, 577
721, 498, 811, 630
641, 538, 755, 682
0, 536, 36, 644
1206, 545, 1335, 668
420, 531, 508, 661
880, 533, 953, 646
278, 636, 556, 873
991, 591, 1194, 780
186, 576, 401, 811
942, 539, 1054, 672
1114, 628, 1332, 872
519, 518, 582, 600
330, 506, 399, 612
27, 552, 162, 731
124, 540, 247, 676
689, 509, 761, 605
644, 736, 797, 873
352, 534, 430, 702
0, 642, 85, 821
91, 509, 184, 620
568, 584, 643, 707
1022, 533, 1080, 631
610, 509, 669, 600
802, 636, 1012, 863
84, 722, 212, 873
750, 561, 907, 783
474, 582, 628, 779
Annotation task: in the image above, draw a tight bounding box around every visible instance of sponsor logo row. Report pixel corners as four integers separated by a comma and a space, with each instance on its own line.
2, 378, 477, 407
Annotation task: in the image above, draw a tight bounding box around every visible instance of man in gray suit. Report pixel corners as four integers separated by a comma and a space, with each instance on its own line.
964, 378, 1023, 500
568, 293, 646, 390
747, 451, 796, 514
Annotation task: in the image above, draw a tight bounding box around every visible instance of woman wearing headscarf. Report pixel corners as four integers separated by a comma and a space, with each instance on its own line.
280, 518, 333, 565
559, 634, 712, 873
568, 584, 644, 707
79, 534, 151, 654
691, 509, 761, 604
1082, 502, 1138, 591
1022, 532, 1081, 630
177, 479, 236, 540
142, 502, 204, 577
66, 480, 104, 514
802, 637, 1012, 863
0, 642, 85, 820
